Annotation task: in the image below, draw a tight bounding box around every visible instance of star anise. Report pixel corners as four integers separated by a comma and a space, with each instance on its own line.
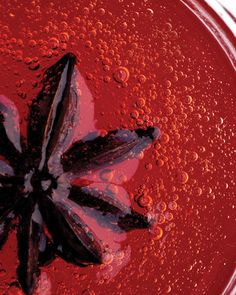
0, 53, 159, 294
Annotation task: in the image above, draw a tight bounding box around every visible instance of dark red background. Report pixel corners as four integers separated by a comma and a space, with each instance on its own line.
0, 0, 235, 294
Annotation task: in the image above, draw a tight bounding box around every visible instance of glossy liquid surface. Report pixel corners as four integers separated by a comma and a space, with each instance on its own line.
0, 0, 235, 294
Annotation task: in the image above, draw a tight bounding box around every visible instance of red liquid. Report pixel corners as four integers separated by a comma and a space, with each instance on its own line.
0, 0, 235, 294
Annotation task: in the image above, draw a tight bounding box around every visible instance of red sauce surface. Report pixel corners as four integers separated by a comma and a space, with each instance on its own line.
0, 0, 235, 294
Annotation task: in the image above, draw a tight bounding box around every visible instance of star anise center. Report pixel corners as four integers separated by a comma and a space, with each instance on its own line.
23, 169, 56, 196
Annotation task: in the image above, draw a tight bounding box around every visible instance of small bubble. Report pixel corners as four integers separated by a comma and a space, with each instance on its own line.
138, 74, 147, 83
183, 95, 193, 104
147, 8, 154, 16
83, 7, 90, 15
103, 253, 114, 265
157, 201, 167, 212
137, 194, 153, 208
100, 169, 114, 182
145, 163, 153, 170
165, 285, 172, 293
95, 22, 103, 30
193, 187, 202, 196
59, 32, 69, 43
153, 226, 163, 240
106, 184, 118, 194
177, 171, 189, 184
188, 151, 198, 162
28, 39, 37, 47
49, 37, 59, 49
98, 8, 106, 15
168, 201, 177, 210
24, 57, 32, 65
156, 159, 164, 167
160, 133, 169, 144
113, 66, 130, 83
164, 211, 173, 221
130, 110, 139, 119
136, 97, 145, 108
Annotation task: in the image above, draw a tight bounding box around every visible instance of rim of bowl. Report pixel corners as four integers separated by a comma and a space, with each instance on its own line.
180, 1, 236, 294
181, 0, 236, 70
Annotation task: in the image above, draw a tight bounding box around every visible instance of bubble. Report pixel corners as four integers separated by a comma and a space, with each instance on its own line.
60, 21, 68, 30
164, 211, 173, 221
136, 97, 145, 107
28, 39, 37, 47
136, 151, 144, 160
145, 163, 153, 170
188, 151, 198, 162
137, 194, 153, 208
106, 183, 118, 194
147, 8, 154, 16
130, 110, 139, 119
83, 7, 90, 15
168, 201, 177, 210
29, 62, 40, 71
163, 22, 172, 32
118, 174, 127, 183
113, 66, 130, 83
95, 22, 103, 30
103, 76, 111, 83
138, 74, 147, 83
183, 95, 193, 104
157, 213, 165, 224
177, 171, 189, 184
193, 187, 202, 196
157, 201, 167, 212
59, 32, 69, 42
165, 285, 172, 293
99, 8, 106, 15
122, 22, 128, 29
199, 146, 206, 153
156, 159, 164, 167
136, 118, 144, 126
103, 253, 114, 265
100, 169, 114, 181
153, 226, 163, 240
160, 133, 169, 144
49, 37, 59, 49
24, 57, 32, 65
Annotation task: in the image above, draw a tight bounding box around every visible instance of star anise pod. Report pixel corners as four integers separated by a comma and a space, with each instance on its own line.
0, 53, 159, 294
